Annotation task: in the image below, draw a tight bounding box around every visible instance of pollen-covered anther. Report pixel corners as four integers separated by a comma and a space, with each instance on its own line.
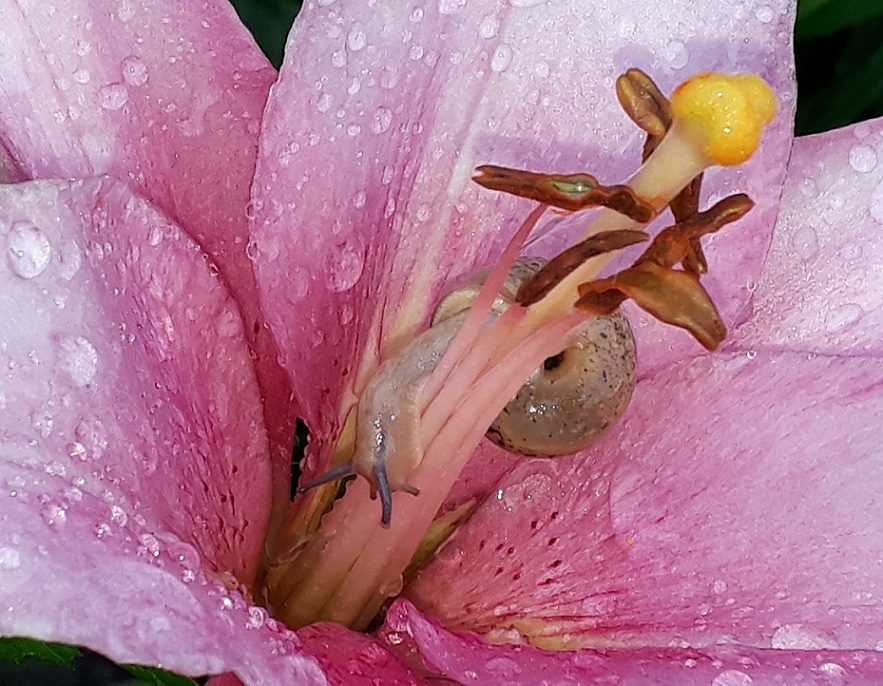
670, 72, 777, 166
473, 165, 655, 221
575, 193, 754, 351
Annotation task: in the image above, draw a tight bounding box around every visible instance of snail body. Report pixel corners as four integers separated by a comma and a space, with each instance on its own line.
299, 258, 637, 524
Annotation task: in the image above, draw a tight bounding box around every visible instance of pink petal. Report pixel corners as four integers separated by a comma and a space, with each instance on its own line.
299, 622, 428, 684
0, 2, 295, 507
0, 178, 323, 682
381, 599, 883, 684
734, 115, 883, 354
0, 476, 324, 683
408, 351, 883, 650
0, 177, 269, 588
251, 0, 796, 472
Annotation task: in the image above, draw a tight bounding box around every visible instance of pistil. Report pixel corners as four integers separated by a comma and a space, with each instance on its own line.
264, 70, 777, 632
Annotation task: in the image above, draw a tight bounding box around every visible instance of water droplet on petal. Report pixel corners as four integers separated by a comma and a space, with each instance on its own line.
755, 5, 774, 22
351, 190, 367, 209
246, 606, 268, 629
100, 83, 129, 110
712, 671, 753, 686
346, 123, 361, 137
871, 183, 883, 225
316, 93, 332, 114
790, 226, 818, 260
849, 144, 878, 173
346, 26, 367, 51
509, 0, 548, 6
324, 240, 365, 293
478, 14, 500, 37
0, 547, 21, 570
438, 0, 467, 14
121, 56, 149, 86
7, 222, 51, 278
491, 44, 514, 72
317, 0, 336, 5
371, 106, 393, 134
57, 335, 99, 387
825, 303, 863, 333
664, 40, 689, 69
770, 623, 832, 649
42, 502, 67, 531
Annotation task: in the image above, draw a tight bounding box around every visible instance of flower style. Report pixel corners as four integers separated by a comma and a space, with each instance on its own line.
2, 0, 883, 684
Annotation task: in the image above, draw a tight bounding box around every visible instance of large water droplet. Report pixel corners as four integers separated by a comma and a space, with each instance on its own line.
100, 83, 129, 110
57, 335, 99, 387
790, 226, 818, 260
438, 0, 467, 14
0, 547, 21, 570
7, 222, 51, 278
490, 44, 514, 73
849, 144, 878, 173
770, 623, 832, 649
121, 56, 149, 86
371, 106, 393, 134
324, 241, 365, 293
712, 671, 753, 686
824, 303, 863, 333
755, 5, 774, 22
478, 14, 500, 38
346, 26, 367, 52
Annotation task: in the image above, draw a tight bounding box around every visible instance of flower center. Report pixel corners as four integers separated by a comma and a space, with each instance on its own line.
261, 69, 776, 631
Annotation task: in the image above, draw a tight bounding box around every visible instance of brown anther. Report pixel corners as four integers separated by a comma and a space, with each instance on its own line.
473, 165, 655, 222
516, 230, 649, 306
576, 263, 726, 350
574, 192, 753, 351
616, 68, 671, 140
637, 193, 754, 271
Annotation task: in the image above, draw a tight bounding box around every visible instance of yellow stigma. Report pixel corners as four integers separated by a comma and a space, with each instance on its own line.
671, 72, 776, 166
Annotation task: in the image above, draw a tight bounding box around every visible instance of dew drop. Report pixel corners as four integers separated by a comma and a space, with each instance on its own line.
712, 671, 753, 686
439, 0, 467, 14
755, 5, 774, 22
42, 502, 67, 531
509, 0, 548, 6
99, 83, 129, 110
408, 45, 424, 61
770, 623, 832, 649
316, 93, 332, 114
317, 0, 337, 5
790, 226, 819, 260
74, 68, 91, 84
331, 50, 347, 69
371, 106, 393, 134
491, 44, 514, 73
324, 241, 365, 292
246, 606, 268, 630
352, 190, 367, 209
824, 303, 863, 333
0, 547, 21, 571
871, 183, 883, 225
121, 56, 149, 86
346, 26, 368, 52
849, 144, 878, 173
57, 335, 99, 387
664, 40, 689, 69
819, 662, 847, 677
139, 533, 162, 558
478, 14, 500, 38
410, 7, 424, 22
7, 222, 51, 279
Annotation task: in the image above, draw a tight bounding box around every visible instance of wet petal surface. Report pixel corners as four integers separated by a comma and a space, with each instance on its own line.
251, 0, 797, 483
734, 115, 883, 354
0, 1, 295, 509
409, 351, 883, 650
0, 178, 294, 680
380, 599, 883, 685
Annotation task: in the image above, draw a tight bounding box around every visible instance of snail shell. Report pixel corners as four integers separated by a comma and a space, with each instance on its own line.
433, 257, 637, 457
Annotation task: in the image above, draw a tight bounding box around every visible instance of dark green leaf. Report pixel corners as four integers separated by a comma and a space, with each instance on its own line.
0, 637, 80, 666
122, 664, 199, 686
797, 0, 883, 39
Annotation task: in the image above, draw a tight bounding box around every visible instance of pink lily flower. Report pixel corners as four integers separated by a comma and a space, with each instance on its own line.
1, 0, 883, 684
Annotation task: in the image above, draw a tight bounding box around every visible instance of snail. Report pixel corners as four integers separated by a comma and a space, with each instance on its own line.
433, 256, 637, 457
299, 256, 637, 525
